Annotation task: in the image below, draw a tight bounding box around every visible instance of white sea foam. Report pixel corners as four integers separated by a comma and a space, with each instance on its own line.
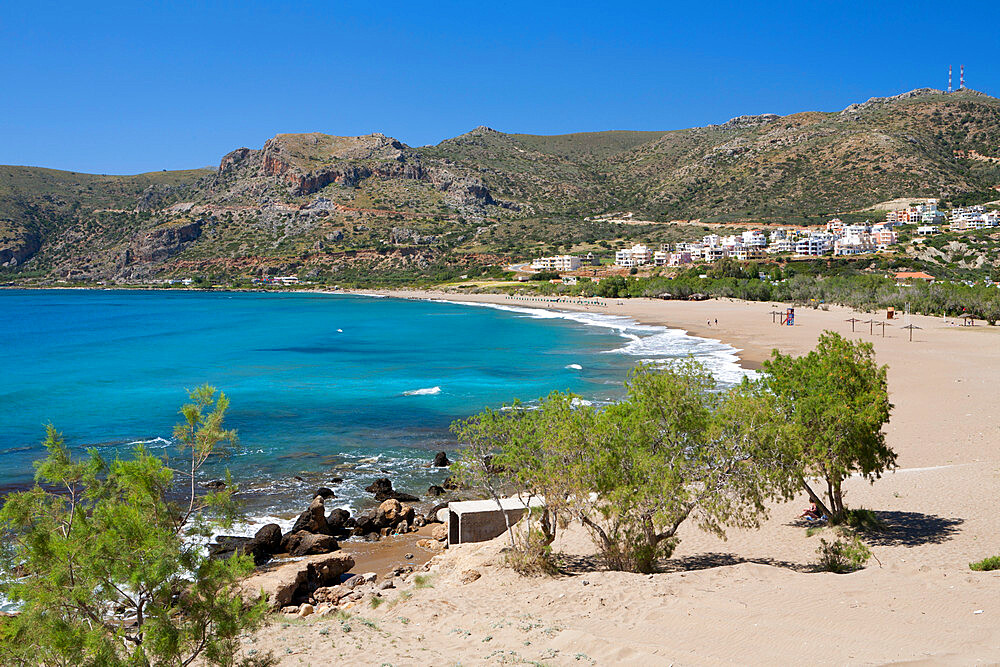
439, 300, 753, 386
570, 397, 593, 407
125, 436, 171, 447
565, 363, 583, 370
0, 588, 15, 614
337, 328, 343, 333
403, 386, 442, 396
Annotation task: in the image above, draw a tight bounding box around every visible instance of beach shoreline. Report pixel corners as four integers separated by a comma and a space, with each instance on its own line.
7, 286, 1000, 662
241, 286, 1000, 664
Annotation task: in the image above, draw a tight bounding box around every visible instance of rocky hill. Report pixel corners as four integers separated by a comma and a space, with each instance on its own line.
2, 88, 998, 282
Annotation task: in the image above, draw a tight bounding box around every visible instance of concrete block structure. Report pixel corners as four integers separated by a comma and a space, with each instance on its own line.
446, 496, 546, 545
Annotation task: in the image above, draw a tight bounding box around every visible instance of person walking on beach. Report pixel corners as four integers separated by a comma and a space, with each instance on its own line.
707, 319, 711, 327
714, 318, 718, 326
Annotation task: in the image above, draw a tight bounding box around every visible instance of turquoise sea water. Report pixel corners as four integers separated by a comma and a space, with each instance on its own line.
0, 289, 748, 523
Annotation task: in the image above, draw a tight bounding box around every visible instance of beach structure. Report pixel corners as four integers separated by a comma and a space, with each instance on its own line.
446, 496, 545, 545
901, 323, 921, 341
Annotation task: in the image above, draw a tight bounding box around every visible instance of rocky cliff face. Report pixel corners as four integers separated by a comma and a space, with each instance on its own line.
212, 132, 507, 210
122, 220, 202, 266
0, 229, 41, 267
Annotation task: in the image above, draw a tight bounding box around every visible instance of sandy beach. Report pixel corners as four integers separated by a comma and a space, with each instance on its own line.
250, 290, 1000, 665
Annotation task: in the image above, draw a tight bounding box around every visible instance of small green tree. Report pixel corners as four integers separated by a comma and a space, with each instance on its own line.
574, 362, 791, 572
450, 404, 524, 550
0, 386, 272, 667
762, 331, 896, 521
453, 361, 794, 574
452, 393, 601, 573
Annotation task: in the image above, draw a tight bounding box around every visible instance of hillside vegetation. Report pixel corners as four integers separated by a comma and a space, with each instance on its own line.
1, 88, 999, 283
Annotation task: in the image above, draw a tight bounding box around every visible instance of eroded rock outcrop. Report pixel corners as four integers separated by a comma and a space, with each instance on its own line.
122, 220, 202, 265
241, 552, 355, 610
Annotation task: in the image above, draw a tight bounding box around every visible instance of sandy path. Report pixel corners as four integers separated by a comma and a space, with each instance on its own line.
248, 291, 1000, 665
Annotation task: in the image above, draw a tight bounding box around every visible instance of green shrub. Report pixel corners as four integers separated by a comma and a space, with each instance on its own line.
843, 507, 887, 532
501, 528, 559, 576
969, 556, 1000, 572
816, 536, 872, 573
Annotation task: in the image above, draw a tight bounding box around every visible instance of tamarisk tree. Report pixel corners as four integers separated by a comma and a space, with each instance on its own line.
762, 331, 896, 521
575, 362, 791, 572
452, 361, 793, 573
0, 386, 272, 667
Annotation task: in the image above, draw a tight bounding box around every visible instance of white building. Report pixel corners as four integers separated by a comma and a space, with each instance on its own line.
767, 239, 795, 254
833, 235, 874, 256
795, 235, 832, 256
531, 255, 582, 271
668, 251, 693, 266
742, 230, 768, 249
615, 244, 653, 267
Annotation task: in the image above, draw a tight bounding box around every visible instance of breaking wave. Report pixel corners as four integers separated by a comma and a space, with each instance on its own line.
439, 300, 753, 387
403, 386, 442, 396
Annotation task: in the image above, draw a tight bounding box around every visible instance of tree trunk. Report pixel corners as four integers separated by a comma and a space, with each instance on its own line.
831, 478, 845, 519
539, 509, 555, 546
800, 477, 833, 518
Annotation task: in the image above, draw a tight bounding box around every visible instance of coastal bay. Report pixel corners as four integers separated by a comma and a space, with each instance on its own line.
244, 288, 1000, 665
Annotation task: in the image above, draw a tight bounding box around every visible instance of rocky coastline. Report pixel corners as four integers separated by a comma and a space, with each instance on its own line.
207, 450, 455, 614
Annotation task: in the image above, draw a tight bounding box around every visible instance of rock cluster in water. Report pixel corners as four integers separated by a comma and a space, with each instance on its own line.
208, 450, 457, 565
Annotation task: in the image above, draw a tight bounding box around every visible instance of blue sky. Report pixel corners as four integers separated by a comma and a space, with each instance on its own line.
3, 0, 998, 174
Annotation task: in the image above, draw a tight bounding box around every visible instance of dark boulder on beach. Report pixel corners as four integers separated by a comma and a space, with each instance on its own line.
200, 479, 227, 490
352, 513, 378, 537
254, 523, 283, 553
427, 484, 445, 496
326, 508, 350, 531
281, 531, 302, 554
291, 496, 330, 535
208, 535, 274, 566
290, 532, 339, 557
315, 487, 336, 499
365, 476, 419, 502
432, 451, 450, 467
208, 536, 253, 559
364, 477, 393, 496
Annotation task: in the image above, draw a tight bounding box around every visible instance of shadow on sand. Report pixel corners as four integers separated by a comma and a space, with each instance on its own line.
862, 510, 964, 547
557, 551, 814, 575
555, 510, 964, 576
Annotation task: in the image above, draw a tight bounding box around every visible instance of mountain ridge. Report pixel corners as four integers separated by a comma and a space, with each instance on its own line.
2, 88, 998, 282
